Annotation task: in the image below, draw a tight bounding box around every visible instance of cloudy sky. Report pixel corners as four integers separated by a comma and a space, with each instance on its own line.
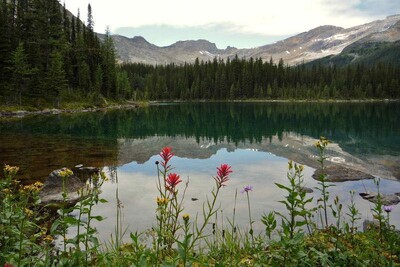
64, 0, 400, 49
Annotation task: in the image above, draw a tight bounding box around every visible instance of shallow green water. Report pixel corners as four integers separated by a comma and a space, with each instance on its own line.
1, 102, 399, 238
1, 102, 399, 179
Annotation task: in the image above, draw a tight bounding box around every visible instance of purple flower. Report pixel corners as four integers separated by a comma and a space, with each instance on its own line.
383, 205, 394, 213
241, 185, 253, 194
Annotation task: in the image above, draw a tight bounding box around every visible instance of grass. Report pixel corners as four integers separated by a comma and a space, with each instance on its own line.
0, 137, 399, 266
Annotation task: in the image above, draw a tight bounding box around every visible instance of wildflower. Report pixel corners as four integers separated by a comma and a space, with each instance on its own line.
4, 263, 13, 267
156, 197, 169, 206
59, 168, 73, 178
2, 188, 11, 195
33, 181, 43, 188
43, 235, 54, 243
241, 185, 253, 194
183, 214, 190, 222
320, 136, 329, 146
214, 164, 232, 188
160, 147, 174, 168
383, 205, 394, 213
298, 164, 304, 172
24, 208, 34, 217
166, 173, 182, 190
4, 164, 19, 176
288, 160, 293, 170
315, 137, 330, 149
315, 141, 321, 149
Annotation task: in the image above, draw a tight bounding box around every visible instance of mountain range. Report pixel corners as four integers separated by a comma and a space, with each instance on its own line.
100, 14, 400, 66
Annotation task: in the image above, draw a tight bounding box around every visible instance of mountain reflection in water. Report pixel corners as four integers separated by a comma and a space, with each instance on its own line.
1, 102, 399, 240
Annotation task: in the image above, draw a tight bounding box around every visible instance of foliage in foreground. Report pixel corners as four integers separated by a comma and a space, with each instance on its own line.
1, 137, 399, 266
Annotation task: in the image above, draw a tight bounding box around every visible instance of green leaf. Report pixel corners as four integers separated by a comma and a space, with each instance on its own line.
295, 220, 307, 227
275, 183, 291, 191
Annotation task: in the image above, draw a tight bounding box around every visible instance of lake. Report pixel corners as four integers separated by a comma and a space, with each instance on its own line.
1, 102, 399, 241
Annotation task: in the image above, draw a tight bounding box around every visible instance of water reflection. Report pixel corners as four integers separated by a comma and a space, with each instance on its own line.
1, 102, 399, 240
0, 102, 399, 180
92, 147, 400, 243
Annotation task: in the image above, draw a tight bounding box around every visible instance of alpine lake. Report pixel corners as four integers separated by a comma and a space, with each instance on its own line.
1, 101, 399, 242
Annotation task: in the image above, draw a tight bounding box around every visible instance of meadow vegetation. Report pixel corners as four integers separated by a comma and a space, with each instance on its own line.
1, 137, 399, 266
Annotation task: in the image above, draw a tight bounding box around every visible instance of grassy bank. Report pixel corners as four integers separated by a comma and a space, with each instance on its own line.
0, 138, 399, 266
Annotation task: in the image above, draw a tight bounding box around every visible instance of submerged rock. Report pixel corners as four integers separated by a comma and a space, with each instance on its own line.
359, 192, 400, 206
312, 165, 374, 182
40, 168, 87, 206
296, 186, 314, 193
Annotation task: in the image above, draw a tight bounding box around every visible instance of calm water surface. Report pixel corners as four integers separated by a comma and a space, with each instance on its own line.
1, 102, 399, 240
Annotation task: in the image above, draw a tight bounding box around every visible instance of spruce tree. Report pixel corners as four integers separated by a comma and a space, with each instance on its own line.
46, 51, 67, 107
10, 42, 34, 105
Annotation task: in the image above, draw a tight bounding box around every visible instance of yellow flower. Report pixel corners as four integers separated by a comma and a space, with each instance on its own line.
4, 164, 19, 176
156, 197, 169, 206
298, 165, 304, 172
240, 256, 254, 266
34, 181, 43, 187
183, 214, 190, 222
24, 208, 34, 217
315, 141, 321, 148
288, 160, 293, 170
2, 188, 11, 194
43, 235, 54, 243
59, 168, 73, 178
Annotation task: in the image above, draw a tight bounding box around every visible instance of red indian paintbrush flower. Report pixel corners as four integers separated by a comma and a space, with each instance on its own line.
160, 147, 174, 168
166, 173, 182, 189
214, 164, 232, 187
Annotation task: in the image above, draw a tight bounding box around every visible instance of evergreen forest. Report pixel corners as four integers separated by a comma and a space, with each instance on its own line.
0, 0, 399, 109
0, 0, 127, 108
122, 57, 400, 100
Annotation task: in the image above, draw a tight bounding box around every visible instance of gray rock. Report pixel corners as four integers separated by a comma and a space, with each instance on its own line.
359, 192, 400, 206
40, 168, 87, 206
72, 165, 100, 181
363, 219, 379, 232
313, 165, 374, 182
296, 186, 314, 193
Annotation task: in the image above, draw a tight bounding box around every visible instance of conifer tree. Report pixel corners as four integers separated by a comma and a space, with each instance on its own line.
46, 51, 67, 107
10, 42, 34, 105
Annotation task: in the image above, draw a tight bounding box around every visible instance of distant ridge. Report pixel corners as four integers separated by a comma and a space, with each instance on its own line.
99, 15, 400, 65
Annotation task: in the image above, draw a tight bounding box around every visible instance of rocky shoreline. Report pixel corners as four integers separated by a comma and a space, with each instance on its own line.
0, 103, 139, 118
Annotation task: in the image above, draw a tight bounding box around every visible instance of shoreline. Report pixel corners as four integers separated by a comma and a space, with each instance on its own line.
1, 98, 399, 117
0, 103, 140, 118
149, 98, 400, 104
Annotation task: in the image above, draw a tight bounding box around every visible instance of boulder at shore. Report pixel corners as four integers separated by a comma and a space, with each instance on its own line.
40, 168, 86, 206
313, 165, 374, 182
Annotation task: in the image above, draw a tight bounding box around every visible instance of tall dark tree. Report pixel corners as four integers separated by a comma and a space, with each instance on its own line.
10, 42, 35, 104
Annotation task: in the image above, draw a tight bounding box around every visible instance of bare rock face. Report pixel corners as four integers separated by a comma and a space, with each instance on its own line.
312, 165, 374, 182
105, 15, 400, 65
40, 168, 86, 206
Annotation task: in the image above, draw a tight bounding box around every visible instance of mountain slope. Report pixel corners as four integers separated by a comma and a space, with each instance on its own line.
307, 40, 400, 67
107, 15, 400, 65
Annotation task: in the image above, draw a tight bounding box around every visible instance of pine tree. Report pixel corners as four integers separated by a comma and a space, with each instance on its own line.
101, 27, 117, 97
0, 0, 12, 86
46, 51, 67, 107
10, 42, 34, 105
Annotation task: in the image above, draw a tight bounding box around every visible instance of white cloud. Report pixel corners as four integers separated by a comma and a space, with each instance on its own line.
64, 0, 397, 36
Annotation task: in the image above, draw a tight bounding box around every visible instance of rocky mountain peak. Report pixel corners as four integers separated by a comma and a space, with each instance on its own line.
107, 14, 400, 65
168, 39, 219, 53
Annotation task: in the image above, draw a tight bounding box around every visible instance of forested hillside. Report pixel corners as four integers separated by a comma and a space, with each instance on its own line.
0, 0, 130, 108
0, 1, 399, 107
122, 56, 400, 100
